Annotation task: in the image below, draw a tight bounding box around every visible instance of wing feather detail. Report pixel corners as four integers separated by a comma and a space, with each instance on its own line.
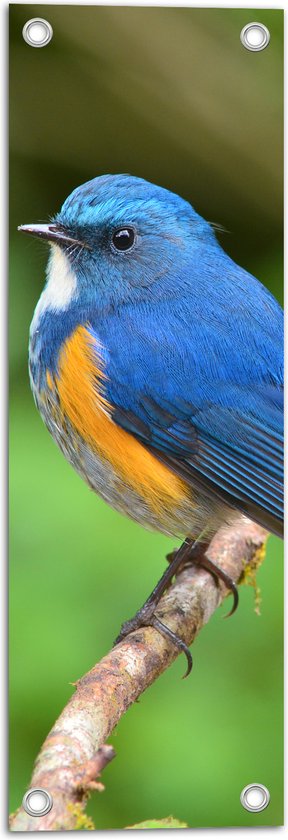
112, 402, 283, 538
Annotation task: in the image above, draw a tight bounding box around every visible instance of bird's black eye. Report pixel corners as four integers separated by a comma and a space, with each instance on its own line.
112, 227, 135, 252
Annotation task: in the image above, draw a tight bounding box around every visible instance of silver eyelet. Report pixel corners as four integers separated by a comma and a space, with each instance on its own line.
240, 783, 270, 813
22, 788, 53, 817
22, 19, 53, 48
240, 22, 270, 52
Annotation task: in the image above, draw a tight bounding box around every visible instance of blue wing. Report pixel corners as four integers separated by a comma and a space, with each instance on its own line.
111, 390, 283, 538
90, 257, 283, 537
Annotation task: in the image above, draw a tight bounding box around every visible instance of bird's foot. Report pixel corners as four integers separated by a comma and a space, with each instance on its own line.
114, 537, 196, 677
114, 603, 193, 678
115, 600, 157, 641
166, 542, 239, 618
114, 535, 238, 680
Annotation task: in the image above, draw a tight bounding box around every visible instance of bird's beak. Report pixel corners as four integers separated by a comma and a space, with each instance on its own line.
17, 223, 90, 249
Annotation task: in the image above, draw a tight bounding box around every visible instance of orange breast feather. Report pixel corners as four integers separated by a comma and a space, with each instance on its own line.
49, 325, 191, 516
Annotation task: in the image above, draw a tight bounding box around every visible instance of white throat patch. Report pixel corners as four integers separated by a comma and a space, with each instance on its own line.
30, 244, 78, 332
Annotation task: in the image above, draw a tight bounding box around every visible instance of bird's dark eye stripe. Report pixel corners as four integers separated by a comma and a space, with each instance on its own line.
112, 227, 135, 251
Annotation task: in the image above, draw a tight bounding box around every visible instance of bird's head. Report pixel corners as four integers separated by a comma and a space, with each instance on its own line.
18, 174, 217, 314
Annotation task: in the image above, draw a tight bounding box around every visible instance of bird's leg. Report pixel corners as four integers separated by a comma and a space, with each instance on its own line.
115, 534, 239, 677
166, 541, 239, 618
114, 537, 197, 677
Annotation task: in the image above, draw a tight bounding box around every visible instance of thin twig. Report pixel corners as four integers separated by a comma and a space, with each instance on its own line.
10, 518, 267, 831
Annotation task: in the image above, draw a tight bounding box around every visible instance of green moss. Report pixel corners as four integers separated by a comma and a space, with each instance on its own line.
67, 803, 95, 830
239, 541, 267, 615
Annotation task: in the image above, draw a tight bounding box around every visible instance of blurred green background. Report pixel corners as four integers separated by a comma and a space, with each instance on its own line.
9, 5, 283, 829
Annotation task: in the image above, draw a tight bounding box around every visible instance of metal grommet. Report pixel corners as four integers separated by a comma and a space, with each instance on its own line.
240, 22, 270, 52
240, 783, 270, 813
22, 788, 53, 817
22, 18, 53, 48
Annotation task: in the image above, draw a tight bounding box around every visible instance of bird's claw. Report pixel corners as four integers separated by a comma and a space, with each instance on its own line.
114, 606, 193, 678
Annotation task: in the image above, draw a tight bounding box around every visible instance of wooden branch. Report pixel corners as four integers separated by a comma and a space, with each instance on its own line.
10, 518, 267, 831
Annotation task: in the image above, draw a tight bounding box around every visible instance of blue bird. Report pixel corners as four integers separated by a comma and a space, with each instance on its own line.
19, 174, 283, 673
